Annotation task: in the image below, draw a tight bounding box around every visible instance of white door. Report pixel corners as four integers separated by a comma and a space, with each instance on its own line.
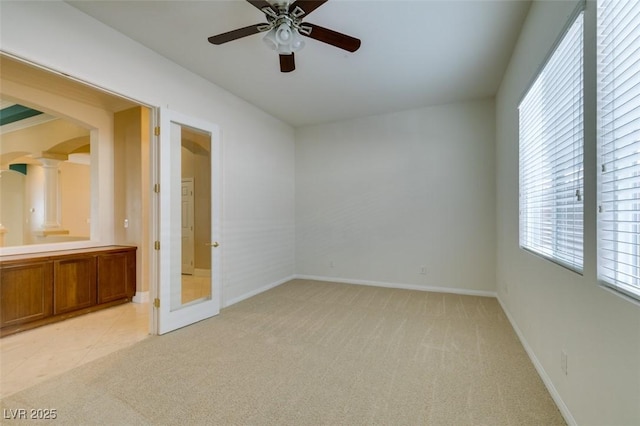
181, 178, 194, 275
156, 109, 221, 335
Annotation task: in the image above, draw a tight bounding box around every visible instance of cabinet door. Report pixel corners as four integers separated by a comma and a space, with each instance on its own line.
53, 257, 96, 314
0, 262, 53, 327
97, 252, 133, 304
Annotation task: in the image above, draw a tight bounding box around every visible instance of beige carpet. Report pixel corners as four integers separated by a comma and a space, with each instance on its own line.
0, 279, 564, 425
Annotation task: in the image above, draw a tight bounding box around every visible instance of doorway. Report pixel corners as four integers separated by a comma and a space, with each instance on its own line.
0, 55, 152, 341
1, 54, 224, 339
181, 177, 195, 276
156, 111, 222, 334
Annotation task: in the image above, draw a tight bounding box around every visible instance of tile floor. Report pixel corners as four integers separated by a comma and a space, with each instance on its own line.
0, 274, 213, 399
0, 302, 149, 399
182, 273, 212, 304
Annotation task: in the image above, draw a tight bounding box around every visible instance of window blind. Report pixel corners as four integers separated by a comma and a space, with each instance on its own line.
519, 12, 584, 272
597, 0, 640, 300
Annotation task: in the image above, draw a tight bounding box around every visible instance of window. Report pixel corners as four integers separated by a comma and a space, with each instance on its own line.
519, 11, 585, 272
597, 0, 640, 301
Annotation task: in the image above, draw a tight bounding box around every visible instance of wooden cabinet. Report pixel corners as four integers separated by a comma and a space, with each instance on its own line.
0, 246, 136, 336
54, 256, 97, 314
0, 262, 53, 328
97, 250, 135, 304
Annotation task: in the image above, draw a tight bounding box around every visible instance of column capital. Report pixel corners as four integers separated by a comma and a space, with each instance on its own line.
35, 152, 68, 165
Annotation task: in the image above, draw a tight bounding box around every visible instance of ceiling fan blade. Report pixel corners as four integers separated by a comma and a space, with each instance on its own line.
288, 0, 328, 17
303, 23, 361, 52
208, 24, 264, 45
280, 54, 295, 73
246, 0, 277, 15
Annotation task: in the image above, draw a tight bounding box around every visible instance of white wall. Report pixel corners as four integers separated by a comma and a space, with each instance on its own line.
0, 1, 295, 306
496, 1, 640, 425
295, 99, 496, 295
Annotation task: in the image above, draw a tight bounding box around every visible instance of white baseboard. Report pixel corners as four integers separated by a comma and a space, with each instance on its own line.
223, 275, 295, 308
132, 291, 149, 304
496, 296, 576, 426
293, 274, 497, 298
221, 274, 495, 308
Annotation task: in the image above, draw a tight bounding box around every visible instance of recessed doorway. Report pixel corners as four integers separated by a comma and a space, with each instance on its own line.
0, 54, 154, 340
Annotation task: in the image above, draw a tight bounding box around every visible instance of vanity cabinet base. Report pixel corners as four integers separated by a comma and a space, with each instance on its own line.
0, 246, 136, 337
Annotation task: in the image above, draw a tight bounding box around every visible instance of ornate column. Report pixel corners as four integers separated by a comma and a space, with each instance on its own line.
35, 153, 69, 236
39, 157, 62, 229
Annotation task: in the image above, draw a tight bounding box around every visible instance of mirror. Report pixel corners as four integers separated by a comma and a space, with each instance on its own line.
179, 125, 212, 305
0, 54, 144, 255
0, 101, 92, 247
158, 111, 221, 333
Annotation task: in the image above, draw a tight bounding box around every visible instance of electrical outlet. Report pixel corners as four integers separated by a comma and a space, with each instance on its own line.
420, 266, 427, 275
329, 260, 334, 268
561, 350, 568, 375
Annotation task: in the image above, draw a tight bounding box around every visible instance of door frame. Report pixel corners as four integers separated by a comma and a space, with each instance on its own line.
152, 108, 222, 335
181, 177, 195, 276
1, 53, 224, 336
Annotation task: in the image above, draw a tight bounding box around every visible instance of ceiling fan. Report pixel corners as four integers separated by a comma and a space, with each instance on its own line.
208, 0, 361, 73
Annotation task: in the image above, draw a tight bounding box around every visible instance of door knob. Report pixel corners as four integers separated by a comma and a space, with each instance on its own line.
206, 241, 220, 248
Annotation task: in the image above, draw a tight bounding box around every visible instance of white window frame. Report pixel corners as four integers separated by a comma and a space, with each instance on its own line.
597, 0, 640, 302
518, 7, 585, 273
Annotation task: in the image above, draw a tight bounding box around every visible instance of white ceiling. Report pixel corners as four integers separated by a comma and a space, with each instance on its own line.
66, 0, 531, 128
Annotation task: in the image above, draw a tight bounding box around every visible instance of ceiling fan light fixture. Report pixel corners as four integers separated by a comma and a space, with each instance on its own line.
264, 22, 305, 54
290, 29, 305, 52
275, 22, 292, 45
208, 0, 361, 72
262, 27, 279, 50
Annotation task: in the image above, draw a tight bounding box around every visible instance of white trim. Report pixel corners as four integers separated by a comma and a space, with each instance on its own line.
0, 52, 155, 110
0, 241, 111, 257
517, 0, 587, 105
598, 283, 640, 308
223, 275, 295, 308
132, 291, 149, 304
294, 274, 497, 298
0, 113, 57, 135
497, 296, 577, 426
